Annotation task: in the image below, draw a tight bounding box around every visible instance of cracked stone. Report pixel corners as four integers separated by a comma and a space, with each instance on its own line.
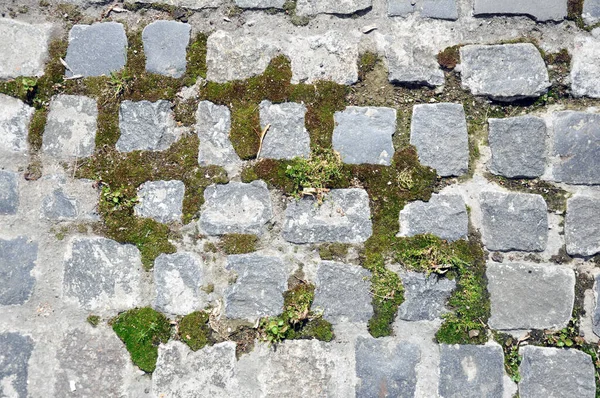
0, 171, 19, 215
572, 36, 600, 98
0, 237, 37, 306
0, 18, 52, 79
40, 189, 78, 220
142, 20, 190, 78
153, 252, 205, 315
397, 271, 456, 321
296, 0, 372, 16
134, 180, 185, 224
473, 0, 567, 21
565, 196, 600, 257
196, 101, 241, 173
259, 100, 310, 160
0, 94, 34, 154
0, 332, 33, 398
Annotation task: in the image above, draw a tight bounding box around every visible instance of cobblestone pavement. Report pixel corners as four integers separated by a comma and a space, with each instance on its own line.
1, 0, 600, 397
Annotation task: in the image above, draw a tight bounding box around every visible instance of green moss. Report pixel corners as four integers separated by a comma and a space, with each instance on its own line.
283, 0, 311, 26
485, 174, 570, 213
230, 104, 261, 159
112, 307, 171, 373
494, 332, 522, 383
284, 148, 347, 198
438, 45, 461, 70
392, 234, 474, 274
28, 109, 48, 152
178, 311, 213, 351
319, 243, 349, 261
219, 234, 259, 254
87, 315, 101, 327
358, 52, 379, 81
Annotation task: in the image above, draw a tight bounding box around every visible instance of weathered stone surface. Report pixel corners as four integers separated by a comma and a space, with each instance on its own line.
488, 116, 546, 178
410, 103, 469, 176
0, 18, 52, 79
0, 170, 19, 215
296, 0, 372, 16
385, 38, 445, 86
125, 0, 221, 9
552, 111, 600, 185
154, 252, 204, 315
572, 37, 600, 98
63, 237, 143, 311
332, 106, 396, 165
0, 332, 33, 398
397, 271, 456, 321
64, 22, 127, 78
313, 261, 373, 324
487, 262, 575, 330
199, 181, 273, 235
0, 237, 37, 306
116, 100, 181, 152
480, 191, 548, 252
593, 274, 600, 337
388, 0, 458, 20
584, 0, 600, 24
0, 94, 34, 154
473, 0, 567, 21
40, 189, 78, 220
282, 189, 373, 244
439, 344, 505, 398
42, 95, 97, 159
134, 180, 185, 224
142, 21, 190, 78
259, 101, 310, 160
196, 101, 241, 172
565, 196, 600, 256
519, 346, 596, 398
399, 194, 468, 242
460, 44, 550, 101
234, 0, 286, 8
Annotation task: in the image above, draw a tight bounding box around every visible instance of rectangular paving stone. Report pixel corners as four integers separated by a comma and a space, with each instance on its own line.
487, 262, 575, 330
134, 180, 185, 224
397, 271, 456, 321
0, 332, 33, 398
584, 0, 600, 24
565, 196, 600, 256
592, 274, 600, 338
153, 252, 204, 315
0, 170, 19, 215
0, 237, 37, 306
473, 0, 567, 21
196, 101, 241, 174
385, 37, 445, 87
142, 20, 190, 78
40, 188, 78, 220
571, 37, 600, 98
0, 94, 34, 154
259, 101, 310, 160
296, 0, 372, 16
388, 0, 458, 20
234, 0, 286, 8
0, 18, 52, 79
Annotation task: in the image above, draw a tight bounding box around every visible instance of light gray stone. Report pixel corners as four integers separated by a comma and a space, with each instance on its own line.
142, 21, 190, 78
397, 271, 456, 321
0, 333, 33, 398
154, 252, 204, 315
42, 95, 97, 159
234, 0, 286, 8
388, 0, 458, 20
64, 22, 127, 78
439, 344, 505, 398
552, 111, 600, 184
134, 180, 185, 224
0, 94, 34, 154
0, 18, 52, 79
565, 196, 600, 256
313, 261, 373, 324
473, 0, 567, 21
386, 38, 445, 87
480, 191, 548, 252
259, 101, 310, 160
410, 103, 469, 176
488, 116, 546, 178
40, 189, 78, 220
355, 337, 420, 397
224, 253, 288, 321
200, 181, 273, 235
519, 346, 596, 398
125, 0, 222, 9
116, 100, 182, 153
282, 188, 373, 244
593, 274, 600, 337
584, 0, 600, 24
460, 44, 550, 101
296, 0, 372, 15
399, 194, 468, 242
332, 106, 396, 165
0, 237, 37, 306
571, 37, 600, 98
487, 262, 575, 330
196, 101, 241, 173
0, 170, 19, 215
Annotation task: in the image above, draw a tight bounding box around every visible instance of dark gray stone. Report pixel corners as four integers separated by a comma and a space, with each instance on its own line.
196, 101, 241, 172
313, 261, 373, 324
154, 252, 204, 315
399, 194, 468, 242
565, 196, 600, 256
460, 44, 550, 101
410, 103, 469, 177
488, 116, 546, 178
473, 0, 567, 21
439, 344, 505, 398
224, 253, 288, 321
571, 37, 600, 98
0, 237, 37, 306
0, 94, 34, 154
519, 346, 596, 398
234, 0, 286, 8
134, 180, 185, 224
0, 332, 33, 398
487, 262, 575, 330
332, 106, 396, 166
0, 170, 19, 215
480, 191, 548, 252
296, 0, 372, 15
552, 111, 600, 184
0, 18, 52, 79
282, 189, 373, 244
397, 271, 456, 321
584, 0, 600, 24
355, 337, 419, 397
64, 22, 127, 78
41, 189, 78, 220
142, 21, 190, 78
388, 0, 458, 20
259, 101, 310, 160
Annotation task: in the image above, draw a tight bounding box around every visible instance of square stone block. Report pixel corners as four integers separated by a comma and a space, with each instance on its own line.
196, 100, 241, 173
142, 20, 190, 78
473, 0, 567, 21
565, 196, 600, 256
0, 94, 34, 154
0, 333, 34, 398
153, 252, 204, 315
0, 170, 19, 215
0, 18, 52, 79
259, 100, 310, 160
134, 180, 185, 224
571, 36, 600, 98
0, 237, 37, 306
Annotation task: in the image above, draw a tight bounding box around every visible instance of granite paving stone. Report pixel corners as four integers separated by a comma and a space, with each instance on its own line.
296, 0, 372, 16
153, 252, 204, 315
234, 0, 286, 8
571, 37, 600, 98
592, 274, 600, 337
388, 0, 458, 20
0, 171, 19, 215
259, 100, 310, 160
397, 271, 456, 321
0, 94, 34, 154
565, 196, 600, 256
385, 37, 445, 86
583, 0, 600, 24
0, 332, 34, 398
142, 20, 191, 78
473, 0, 568, 21
0, 237, 37, 306
134, 180, 185, 224
40, 188, 78, 220
196, 100, 241, 172
0, 18, 52, 79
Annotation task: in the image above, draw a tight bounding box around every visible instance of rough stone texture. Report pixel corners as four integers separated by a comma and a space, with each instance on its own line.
134, 180, 185, 224
196, 100, 241, 172
296, 0, 372, 16
583, 0, 600, 24
480, 191, 548, 252
388, 0, 458, 20
519, 346, 596, 398
565, 196, 600, 257
487, 262, 575, 330
593, 274, 600, 337
199, 181, 273, 235
0, 170, 19, 215
399, 193, 468, 242
473, 0, 567, 21
42, 95, 97, 159
282, 189, 373, 244
0, 332, 33, 398
0, 18, 51, 79
40, 189, 78, 220
488, 116, 546, 178
259, 100, 310, 160
313, 261, 373, 324
0, 94, 34, 154
572, 37, 600, 98
116, 100, 181, 153
142, 21, 190, 78
459, 44, 550, 101
234, 0, 286, 8
63, 237, 143, 312
0, 237, 37, 306
224, 253, 288, 321
552, 111, 600, 184
355, 337, 420, 397
410, 103, 469, 177
154, 252, 204, 315
385, 38, 445, 87
64, 22, 127, 78
125, 0, 221, 9
332, 106, 396, 165
397, 271, 456, 321
439, 344, 505, 398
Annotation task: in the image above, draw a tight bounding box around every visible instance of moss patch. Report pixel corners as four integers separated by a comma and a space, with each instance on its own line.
494, 332, 523, 383
358, 52, 379, 81
218, 234, 259, 255
437, 45, 461, 71
319, 243, 350, 261
178, 311, 213, 351
86, 315, 101, 327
